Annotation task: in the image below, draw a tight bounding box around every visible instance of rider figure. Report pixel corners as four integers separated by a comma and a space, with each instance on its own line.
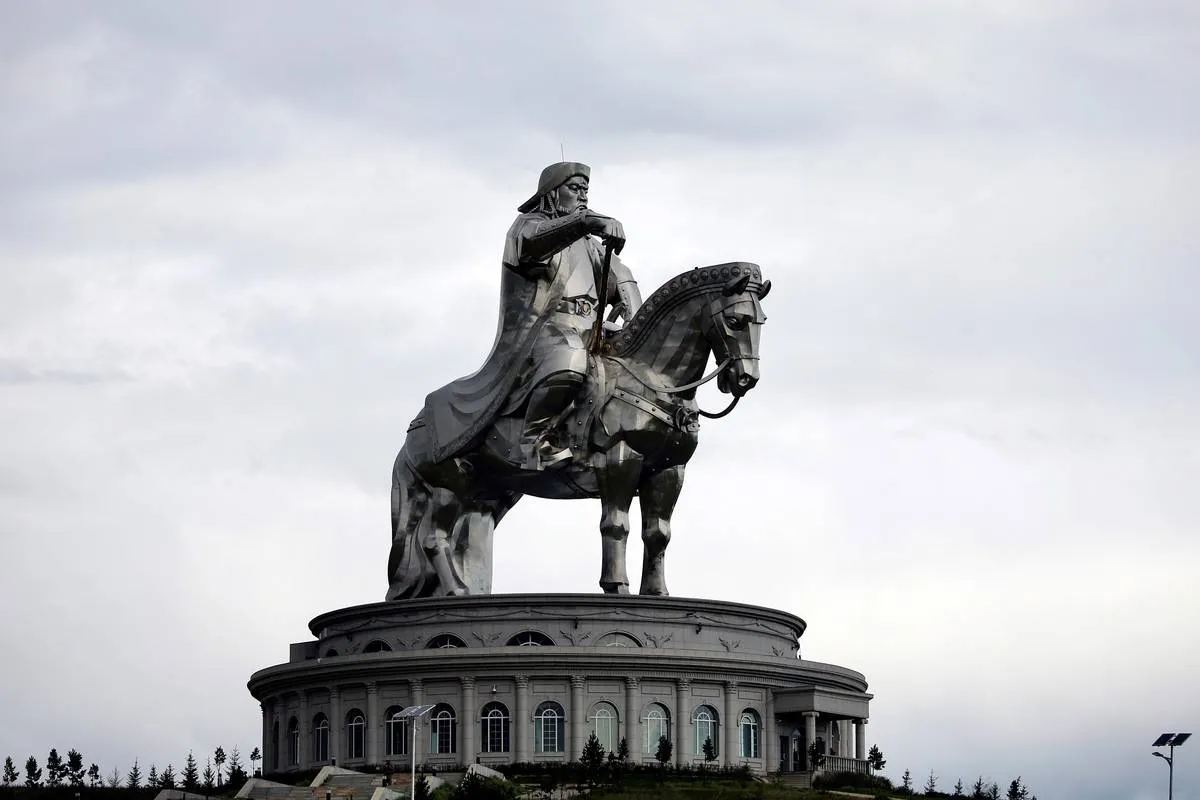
507, 162, 642, 469
421, 162, 641, 471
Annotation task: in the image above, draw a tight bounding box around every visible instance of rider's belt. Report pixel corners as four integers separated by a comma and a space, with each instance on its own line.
554, 296, 597, 317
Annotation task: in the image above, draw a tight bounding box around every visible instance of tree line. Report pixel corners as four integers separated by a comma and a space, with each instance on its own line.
2, 747, 262, 793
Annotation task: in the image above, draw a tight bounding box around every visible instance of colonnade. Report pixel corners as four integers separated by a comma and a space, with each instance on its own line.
261, 675, 775, 773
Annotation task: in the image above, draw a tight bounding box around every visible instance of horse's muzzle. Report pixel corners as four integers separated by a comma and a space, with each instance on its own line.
721, 360, 759, 397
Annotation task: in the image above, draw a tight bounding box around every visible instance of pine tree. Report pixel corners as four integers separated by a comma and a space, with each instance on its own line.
87, 764, 102, 787
580, 733, 605, 787
806, 740, 826, 771
986, 782, 1000, 800
161, 764, 176, 789
702, 736, 717, 764
1006, 777, 1029, 800
953, 778, 965, 796
249, 747, 261, 777
971, 777, 986, 799
900, 768, 913, 794
126, 759, 142, 789
654, 735, 672, 766
107, 767, 122, 788
25, 756, 43, 787
213, 747, 226, 788
202, 759, 216, 792
616, 737, 630, 763
924, 770, 938, 795
46, 749, 64, 787
867, 744, 887, 772
148, 764, 159, 788
66, 749, 85, 786
3, 757, 18, 786
226, 746, 246, 787
182, 752, 200, 790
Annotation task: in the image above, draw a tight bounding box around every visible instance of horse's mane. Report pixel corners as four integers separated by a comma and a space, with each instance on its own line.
608, 262, 763, 357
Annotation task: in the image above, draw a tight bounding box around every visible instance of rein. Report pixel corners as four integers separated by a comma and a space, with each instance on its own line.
612, 356, 746, 419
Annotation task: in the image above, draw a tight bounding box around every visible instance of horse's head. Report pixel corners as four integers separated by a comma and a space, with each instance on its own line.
706, 266, 769, 397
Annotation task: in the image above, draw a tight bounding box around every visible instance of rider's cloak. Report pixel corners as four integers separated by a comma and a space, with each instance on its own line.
423, 211, 635, 463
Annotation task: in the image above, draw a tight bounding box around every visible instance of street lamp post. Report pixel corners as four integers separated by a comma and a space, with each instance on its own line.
397, 704, 436, 800
1152, 733, 1191, 800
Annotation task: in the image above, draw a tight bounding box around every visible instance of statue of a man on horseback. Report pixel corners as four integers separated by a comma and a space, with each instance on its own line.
388, 162, 769, 600
423, 162, 642, 471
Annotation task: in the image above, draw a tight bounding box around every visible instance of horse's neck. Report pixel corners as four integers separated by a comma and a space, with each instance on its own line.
620, 296, 711, 393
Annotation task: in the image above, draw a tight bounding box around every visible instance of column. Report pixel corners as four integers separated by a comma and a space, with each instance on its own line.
298, 692, 310, 769
855, 719, 867, 761
722, 682, 738, 766
624, 678, 640, 763
765, 690, 776, 771
409, 679, 424, 770
260, 701, 272, 776
461, 677, 477, 765
515, 675, 530, 762
674, 679, 689, 767
802, 712, 818, 771
328, 687, 341, 764
366, 682, 380, 765
841, 721, 851, 757
570, 675, 586, 761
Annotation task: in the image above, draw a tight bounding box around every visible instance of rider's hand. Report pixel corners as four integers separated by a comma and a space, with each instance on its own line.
585, 212, 626, 254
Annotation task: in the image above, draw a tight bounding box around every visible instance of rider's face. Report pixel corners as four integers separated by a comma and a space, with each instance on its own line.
553, 177, 589, 215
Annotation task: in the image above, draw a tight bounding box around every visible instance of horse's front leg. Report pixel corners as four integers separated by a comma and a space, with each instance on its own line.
595, 441, 644, 594
638, 464, 685, 596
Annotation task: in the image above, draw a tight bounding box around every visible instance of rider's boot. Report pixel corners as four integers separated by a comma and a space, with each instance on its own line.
520, 371, 584, 471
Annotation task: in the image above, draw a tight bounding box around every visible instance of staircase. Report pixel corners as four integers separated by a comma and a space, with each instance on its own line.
772, 771, 813, 790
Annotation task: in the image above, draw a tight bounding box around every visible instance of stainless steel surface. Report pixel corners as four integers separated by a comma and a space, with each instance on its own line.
387, 165, 768, 600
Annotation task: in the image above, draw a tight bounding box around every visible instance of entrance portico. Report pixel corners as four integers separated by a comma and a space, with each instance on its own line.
772, 683, 872, 775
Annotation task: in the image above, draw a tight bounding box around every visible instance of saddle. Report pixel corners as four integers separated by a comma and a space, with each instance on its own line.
477, 354, 615, 469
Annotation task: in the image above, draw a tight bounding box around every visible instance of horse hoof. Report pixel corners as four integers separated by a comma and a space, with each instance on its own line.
600, 581, 630, 594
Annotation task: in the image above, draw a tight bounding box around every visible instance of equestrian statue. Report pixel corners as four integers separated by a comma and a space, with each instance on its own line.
387, 162, 770, 599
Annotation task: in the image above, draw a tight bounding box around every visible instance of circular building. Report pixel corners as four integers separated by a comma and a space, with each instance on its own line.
247, 593, 872, 779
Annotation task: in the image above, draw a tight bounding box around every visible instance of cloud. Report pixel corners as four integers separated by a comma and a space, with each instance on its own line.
1, 3, 1198, 798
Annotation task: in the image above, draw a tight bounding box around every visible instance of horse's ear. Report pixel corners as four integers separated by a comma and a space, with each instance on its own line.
758, 279, 772, 300
723, 274, 751, 296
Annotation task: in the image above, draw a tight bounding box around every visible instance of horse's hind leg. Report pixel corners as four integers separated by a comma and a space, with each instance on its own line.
424, 486, 469, 596
638, 464, 685, 596
596, 441, 643, 593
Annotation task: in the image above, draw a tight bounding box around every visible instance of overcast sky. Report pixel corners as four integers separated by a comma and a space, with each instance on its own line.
2, 2, 1198, 798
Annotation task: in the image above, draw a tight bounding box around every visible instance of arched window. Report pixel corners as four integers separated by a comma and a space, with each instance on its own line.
363, 640, 392, 653
312, 714, 329, 762
286, 717, 299, 766
596, 632, 642, 647
739, 710, 761, 759
272, 720, 280, 770
642, 703, 670, 755
427, 634, 468, 649
534, 701, 565, 753
346, 710, 366, 760
588, 702, 619, 754
428, 704, 456, 755
479, 701, 510, 753
384, 707, 409, 757
694, 705, 719, 757
507, 631, 555, 647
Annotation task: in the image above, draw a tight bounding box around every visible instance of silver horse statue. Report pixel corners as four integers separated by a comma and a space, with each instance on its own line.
387, 262, 769, 598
